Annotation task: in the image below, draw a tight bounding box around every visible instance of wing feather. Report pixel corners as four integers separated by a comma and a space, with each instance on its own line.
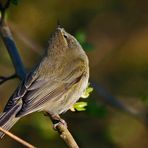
17, 73, 83, 117
4, 61, 85, 117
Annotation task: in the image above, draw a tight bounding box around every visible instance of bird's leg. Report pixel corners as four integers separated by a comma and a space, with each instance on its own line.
51, 114, 67, 129
44, 112, 67, 129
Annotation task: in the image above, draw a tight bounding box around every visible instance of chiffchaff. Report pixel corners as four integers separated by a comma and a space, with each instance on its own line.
0, 27, 89, 137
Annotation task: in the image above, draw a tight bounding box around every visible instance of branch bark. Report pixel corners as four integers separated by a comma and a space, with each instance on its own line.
56, 123, 79, 148
0, 127, 35, 148
0, 1, 26, 80
0, 22, 26, 80
0, 73, 17, 84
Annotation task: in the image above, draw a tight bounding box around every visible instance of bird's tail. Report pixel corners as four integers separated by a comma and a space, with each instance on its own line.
0, 102, 22, 138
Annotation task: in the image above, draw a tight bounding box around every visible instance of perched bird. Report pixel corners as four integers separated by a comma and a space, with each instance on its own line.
0, 27, 89, 137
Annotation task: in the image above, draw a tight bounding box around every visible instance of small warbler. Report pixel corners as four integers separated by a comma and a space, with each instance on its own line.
0, 27, 89, 137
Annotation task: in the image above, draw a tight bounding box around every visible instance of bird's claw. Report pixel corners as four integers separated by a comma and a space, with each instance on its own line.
45, 112, 67, 129
53, 118, 67, 129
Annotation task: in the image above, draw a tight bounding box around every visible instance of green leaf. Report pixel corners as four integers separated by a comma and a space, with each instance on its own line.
81, 84, 93, 98
75, 30, 94, 52
82, 42, 94, 51
75, 31, 86, 44
73, 102, 88, 111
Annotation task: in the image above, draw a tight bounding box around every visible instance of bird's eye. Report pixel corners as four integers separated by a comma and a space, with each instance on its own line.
63, 34, 68, 39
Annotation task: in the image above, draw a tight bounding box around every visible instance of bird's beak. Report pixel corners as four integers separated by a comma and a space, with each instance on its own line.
56, 27, 68, 47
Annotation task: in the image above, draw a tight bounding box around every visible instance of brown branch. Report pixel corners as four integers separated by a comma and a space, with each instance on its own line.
0, 2, 26, 81
0, 22, 26, 80
56, 123, 79, 148
47, 114, 79, 148
0, 73, 17, 85
0, 127, 36, 148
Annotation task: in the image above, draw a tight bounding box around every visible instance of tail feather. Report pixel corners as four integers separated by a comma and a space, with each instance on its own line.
0, 101, 22, 138
0, 117, 20, 138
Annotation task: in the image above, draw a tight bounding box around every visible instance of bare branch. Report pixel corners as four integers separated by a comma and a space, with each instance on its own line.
50, 118, 79, 148
0, 1, 25, 82
0, 127, 36, 148
91, 81, 148, 124
56, 123, 79, 148
0, 73, 17, 85
44, 113, 79, 148
0, 23, 26, 80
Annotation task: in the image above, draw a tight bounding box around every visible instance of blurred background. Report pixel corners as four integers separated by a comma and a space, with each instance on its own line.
0, 0, 148, 147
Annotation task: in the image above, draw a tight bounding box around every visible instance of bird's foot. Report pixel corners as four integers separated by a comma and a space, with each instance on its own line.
44, 112, 67, 129
51, 114, 67, 129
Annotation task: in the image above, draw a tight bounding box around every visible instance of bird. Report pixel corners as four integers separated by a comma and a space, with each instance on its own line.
0, 27, 89, 138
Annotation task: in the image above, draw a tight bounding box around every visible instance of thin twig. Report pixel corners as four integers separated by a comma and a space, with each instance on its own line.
0, 2, 26, 80
91, 81, 148, 124
0, 73, 17, 85
46, 113, 79, 148
91, 81, 139, 114
0, 22, 26, 80
56, 123, 79, 148
0, 1, 26, 81
0, 127, 36, 148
